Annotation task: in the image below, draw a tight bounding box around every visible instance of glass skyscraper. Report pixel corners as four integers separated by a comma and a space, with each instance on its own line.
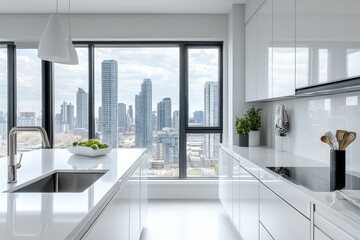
76, 87, 88, 129
157, 97, 172, 131
101, 60, 118, 147
204, 81, 219, 159
135, 79, 152, 150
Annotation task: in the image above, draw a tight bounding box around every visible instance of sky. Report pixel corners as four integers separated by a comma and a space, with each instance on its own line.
0, 46, 220, 119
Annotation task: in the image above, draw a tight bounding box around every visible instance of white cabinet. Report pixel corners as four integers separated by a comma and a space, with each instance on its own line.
239, 166, 259, 240
259, 183, 310, 240
245, 0, 296, 101
219, 148, 260, 240
314, 227, 331, 240
85, 181, 130, 240
314, 212, 356, 240
296, 0, 360, 88
256, 0, 272, 100
260, 223, 274, 240
245, 15, 257, 102
84, 157, 147, 240
272, 0, 295, 97
130, 166, 141, 240
219, 150, 233, 219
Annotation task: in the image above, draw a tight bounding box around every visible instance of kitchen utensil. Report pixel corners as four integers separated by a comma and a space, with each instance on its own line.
341, 132, 356, 150
336, 130, 347, 141
321, 135, 334, 149
325, 131, 338, 150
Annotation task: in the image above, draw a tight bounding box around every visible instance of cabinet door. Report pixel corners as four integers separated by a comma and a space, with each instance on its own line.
140, 156, 148, 231
219, 149, 233, 219
260, 223, 274, 240
84, 181, 130, 240
272, 0, 295, 97
130, 165, 141, 240
245, 15, 258, 102
314, 227, 331, 240
260, 183, 310, 240
232, 160, 240, 232
239, 166, 259, 240
296, 0, 360, 88
256, 0, 273, 100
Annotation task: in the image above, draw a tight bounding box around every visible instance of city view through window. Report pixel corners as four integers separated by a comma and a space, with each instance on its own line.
0, 45, 221, 178
0, 47, 6, 157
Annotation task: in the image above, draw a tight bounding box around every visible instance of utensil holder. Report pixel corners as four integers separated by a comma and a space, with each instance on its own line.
330, 150, 346, 191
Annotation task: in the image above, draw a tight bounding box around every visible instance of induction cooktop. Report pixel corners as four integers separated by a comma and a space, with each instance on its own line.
267, 167, 360, 192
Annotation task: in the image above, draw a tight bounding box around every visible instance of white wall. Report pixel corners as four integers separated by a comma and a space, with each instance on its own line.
262, 92, 360, 172
0, 13, 227, 42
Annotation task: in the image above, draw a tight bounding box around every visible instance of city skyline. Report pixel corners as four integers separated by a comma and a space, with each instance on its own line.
0, 48, 219, 116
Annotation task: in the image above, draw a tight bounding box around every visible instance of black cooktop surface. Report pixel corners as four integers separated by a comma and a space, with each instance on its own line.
267, 167, 360, 192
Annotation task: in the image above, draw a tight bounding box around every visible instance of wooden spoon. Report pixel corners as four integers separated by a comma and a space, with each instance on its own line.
321, 135, 333, 149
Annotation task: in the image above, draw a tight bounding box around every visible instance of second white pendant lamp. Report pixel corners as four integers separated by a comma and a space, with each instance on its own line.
37, 0, 78, 65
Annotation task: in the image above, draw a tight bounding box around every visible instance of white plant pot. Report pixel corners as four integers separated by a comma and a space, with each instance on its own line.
249, 130, 260, 146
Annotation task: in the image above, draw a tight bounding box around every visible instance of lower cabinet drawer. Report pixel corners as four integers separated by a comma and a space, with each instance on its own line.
314, 212, 356, 240
260, 183, 310, 240
260, 223, 274, 240
314, 226, 331, 240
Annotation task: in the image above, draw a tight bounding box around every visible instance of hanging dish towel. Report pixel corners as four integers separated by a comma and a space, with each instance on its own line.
274, 104, 289, 136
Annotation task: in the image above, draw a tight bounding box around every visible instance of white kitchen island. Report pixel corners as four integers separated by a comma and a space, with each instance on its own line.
0, 148, 147, 240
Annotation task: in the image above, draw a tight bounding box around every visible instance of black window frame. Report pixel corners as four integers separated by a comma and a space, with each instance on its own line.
3, 41, 223, 179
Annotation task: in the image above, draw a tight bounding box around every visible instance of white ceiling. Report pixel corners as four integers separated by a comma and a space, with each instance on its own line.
0, 0, 247, 14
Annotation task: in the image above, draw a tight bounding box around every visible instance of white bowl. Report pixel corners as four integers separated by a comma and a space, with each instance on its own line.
67, 145, 112, 157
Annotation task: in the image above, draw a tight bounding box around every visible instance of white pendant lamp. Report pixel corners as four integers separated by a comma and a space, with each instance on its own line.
38, 0, 78, 65
60, 0, 78, 65
37, 13, 69, 62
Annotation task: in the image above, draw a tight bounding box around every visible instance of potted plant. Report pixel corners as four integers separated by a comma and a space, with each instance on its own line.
235, 115, 250, 147
246, 106, 262, 146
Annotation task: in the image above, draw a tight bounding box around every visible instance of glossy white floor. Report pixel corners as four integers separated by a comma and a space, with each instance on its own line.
140, 199, 242, 240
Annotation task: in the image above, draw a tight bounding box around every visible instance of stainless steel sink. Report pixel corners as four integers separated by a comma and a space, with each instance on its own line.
8, 170, 108, 193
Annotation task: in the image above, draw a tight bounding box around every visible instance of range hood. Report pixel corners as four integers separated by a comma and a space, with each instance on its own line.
295, 76, 360, 96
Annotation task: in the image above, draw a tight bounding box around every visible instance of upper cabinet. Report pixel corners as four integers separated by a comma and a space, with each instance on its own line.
296, 0, 360, 88
273, 0, 296, 98
245, 0, 360, 101
245, 0, 295, 102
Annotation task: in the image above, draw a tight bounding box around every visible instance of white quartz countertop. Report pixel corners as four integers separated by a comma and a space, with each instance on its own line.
221, 144, 360, 238
0, 148, 146, 240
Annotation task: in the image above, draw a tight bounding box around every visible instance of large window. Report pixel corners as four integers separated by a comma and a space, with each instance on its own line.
186, 46, 222, 177
0, 46, 7, 157
94, 47, 180, 177
54, 47, 89, 148
1, 42, 223, 179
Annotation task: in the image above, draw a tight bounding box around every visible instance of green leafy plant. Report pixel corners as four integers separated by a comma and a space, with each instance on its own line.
235, 106, 262, 135
246, 106, 262, 131
235, 116, 250, 136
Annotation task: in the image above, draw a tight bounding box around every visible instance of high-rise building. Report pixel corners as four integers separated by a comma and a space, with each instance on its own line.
127, 105, 133, 124
76, 88, 88, 129
204, 81, 219, 159
101, 60, 118, 148
98, 107, 102, 132
194, 110, 204, 124
135, 79, 152, 150
60, 101, 75, 131
155, 128, 179, 164
157, 97, 172, 131
172, 110, 179, 130
152, 111, 157, 130
118, 103, 127, 133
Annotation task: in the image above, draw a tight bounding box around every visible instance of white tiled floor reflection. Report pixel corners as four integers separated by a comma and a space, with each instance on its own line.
141, 199, 242, 240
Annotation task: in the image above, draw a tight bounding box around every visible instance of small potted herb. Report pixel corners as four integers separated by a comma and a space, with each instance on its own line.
246, 106, 262, 146
235, 106, 262, 147
235, 115, 250, 147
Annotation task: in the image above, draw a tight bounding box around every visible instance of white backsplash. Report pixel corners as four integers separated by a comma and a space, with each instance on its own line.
262, 92, 360, 173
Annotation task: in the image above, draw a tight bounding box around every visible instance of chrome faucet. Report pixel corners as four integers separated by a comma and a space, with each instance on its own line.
8, 126, 50, 183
